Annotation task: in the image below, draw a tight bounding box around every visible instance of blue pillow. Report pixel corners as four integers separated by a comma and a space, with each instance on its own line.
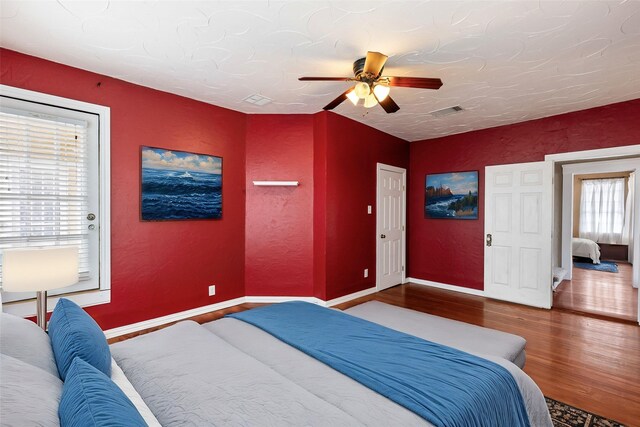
59, 357, 147, 427
49, 298, 111, 380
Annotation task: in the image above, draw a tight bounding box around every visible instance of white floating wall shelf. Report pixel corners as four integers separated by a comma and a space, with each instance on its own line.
252, 181, 299, 186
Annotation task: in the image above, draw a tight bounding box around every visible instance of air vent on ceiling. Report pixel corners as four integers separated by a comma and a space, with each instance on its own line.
430, 105, 464, 117
243, 94, 272, 106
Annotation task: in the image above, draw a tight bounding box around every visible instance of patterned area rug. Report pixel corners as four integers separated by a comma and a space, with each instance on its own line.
546, 397, 625, 426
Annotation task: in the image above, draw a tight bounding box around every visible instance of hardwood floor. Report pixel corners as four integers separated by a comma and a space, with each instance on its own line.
554, 261, 638, 323
110, 284, 640, 426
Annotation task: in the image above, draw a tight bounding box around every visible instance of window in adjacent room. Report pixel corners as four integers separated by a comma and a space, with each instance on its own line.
579, 178, 626, 244
0, 85, 110, 309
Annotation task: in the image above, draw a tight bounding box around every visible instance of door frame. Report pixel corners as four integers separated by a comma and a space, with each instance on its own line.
376, 163, 407, 291
560, 158, 640, 285
546, 144, 640, 324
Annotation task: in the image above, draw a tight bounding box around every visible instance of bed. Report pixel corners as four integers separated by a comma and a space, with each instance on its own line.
572, 237, 601, 264
0, 299, 553, 427
344, 300, 528, 368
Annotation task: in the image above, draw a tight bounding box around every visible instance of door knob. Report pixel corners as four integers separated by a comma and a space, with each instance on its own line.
486, 234, 492, 247
381, 234, 386, 239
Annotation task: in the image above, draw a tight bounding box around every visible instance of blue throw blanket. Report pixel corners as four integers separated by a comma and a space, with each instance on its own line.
228, 301, 530, 427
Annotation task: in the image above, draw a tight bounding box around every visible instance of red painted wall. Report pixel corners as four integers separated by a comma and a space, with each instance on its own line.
244, 112, 408, 301
0, 49, 408, 325
322, 113, 409, 300
313, 113, 328, 300
409, 99, 640, 290
1, 49, 247, 329
11, 48, 636, 321
245, 115, 315, 296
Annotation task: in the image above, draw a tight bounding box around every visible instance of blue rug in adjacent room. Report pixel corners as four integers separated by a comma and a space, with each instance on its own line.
573, 260, 619, 273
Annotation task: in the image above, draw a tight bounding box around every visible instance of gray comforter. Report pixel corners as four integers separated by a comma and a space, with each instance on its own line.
111, 321, 359, 426
112, 318, 552, 426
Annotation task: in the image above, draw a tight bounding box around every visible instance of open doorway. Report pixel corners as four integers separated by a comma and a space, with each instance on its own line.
552, 156, 640, 323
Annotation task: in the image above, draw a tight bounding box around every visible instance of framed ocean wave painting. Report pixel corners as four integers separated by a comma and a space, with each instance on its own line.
140, 146, 222, 221
425, 171, 478, 219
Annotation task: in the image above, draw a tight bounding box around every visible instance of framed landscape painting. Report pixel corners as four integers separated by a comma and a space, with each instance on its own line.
425, 171, 478, 219
141, 146, 222, 221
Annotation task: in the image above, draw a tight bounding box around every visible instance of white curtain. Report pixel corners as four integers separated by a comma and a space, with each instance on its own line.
579, 178, 626, 244
622, 173, 635, 262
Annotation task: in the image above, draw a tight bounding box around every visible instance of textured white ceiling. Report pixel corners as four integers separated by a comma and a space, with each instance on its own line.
1, 1, 640, 141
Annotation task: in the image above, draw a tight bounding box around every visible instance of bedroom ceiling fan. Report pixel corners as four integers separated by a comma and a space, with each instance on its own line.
299, 51, 443, 114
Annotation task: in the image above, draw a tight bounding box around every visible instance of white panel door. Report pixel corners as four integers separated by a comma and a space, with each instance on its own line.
377, 164, 406, 291
484, 161, 553, 308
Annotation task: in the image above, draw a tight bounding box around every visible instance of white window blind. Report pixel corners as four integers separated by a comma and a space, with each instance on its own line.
0, 104, 97, 299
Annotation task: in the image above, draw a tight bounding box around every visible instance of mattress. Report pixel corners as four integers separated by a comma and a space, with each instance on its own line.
344, 301, 527, 368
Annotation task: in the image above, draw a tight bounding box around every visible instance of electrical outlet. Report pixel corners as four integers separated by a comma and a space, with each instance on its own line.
364, 269, 368, 278
367, 205, 372, 214
208, 285, 216, 296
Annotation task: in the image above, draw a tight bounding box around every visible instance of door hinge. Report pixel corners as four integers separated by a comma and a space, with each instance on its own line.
402, 225, 405, 231
402, 266, 405, 271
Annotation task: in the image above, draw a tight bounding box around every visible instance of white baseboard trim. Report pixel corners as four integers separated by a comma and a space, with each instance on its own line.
325, 287, 378, 306
407, 278, 486, 297
245, 296, 324, 305
244, 289, 379, 308
104, 288, 382, 340
103, 297, 246, 339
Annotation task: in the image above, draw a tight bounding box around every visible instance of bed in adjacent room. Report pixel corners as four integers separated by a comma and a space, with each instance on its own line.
572, 237, 601, 264
1, 299, 553, 427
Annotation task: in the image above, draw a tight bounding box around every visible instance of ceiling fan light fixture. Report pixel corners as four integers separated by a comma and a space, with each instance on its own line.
373, 83, 390, 101
346, 89, 359, 106
363, 93, 378, 108
354, 82, 370, 99
299, 51, 441, 114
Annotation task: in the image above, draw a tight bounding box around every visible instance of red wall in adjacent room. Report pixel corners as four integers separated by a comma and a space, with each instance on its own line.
245, 115, 315, 296
409, 99, 640, 290
323, 113, 409, 300
1, 49, 247, 329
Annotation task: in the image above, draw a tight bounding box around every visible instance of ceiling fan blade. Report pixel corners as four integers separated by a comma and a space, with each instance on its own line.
363, 52, 388, 76
323, 88, 354, 111
299, 77, 353, 81
387, 76, 443, 90
374, 93, 400, 114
